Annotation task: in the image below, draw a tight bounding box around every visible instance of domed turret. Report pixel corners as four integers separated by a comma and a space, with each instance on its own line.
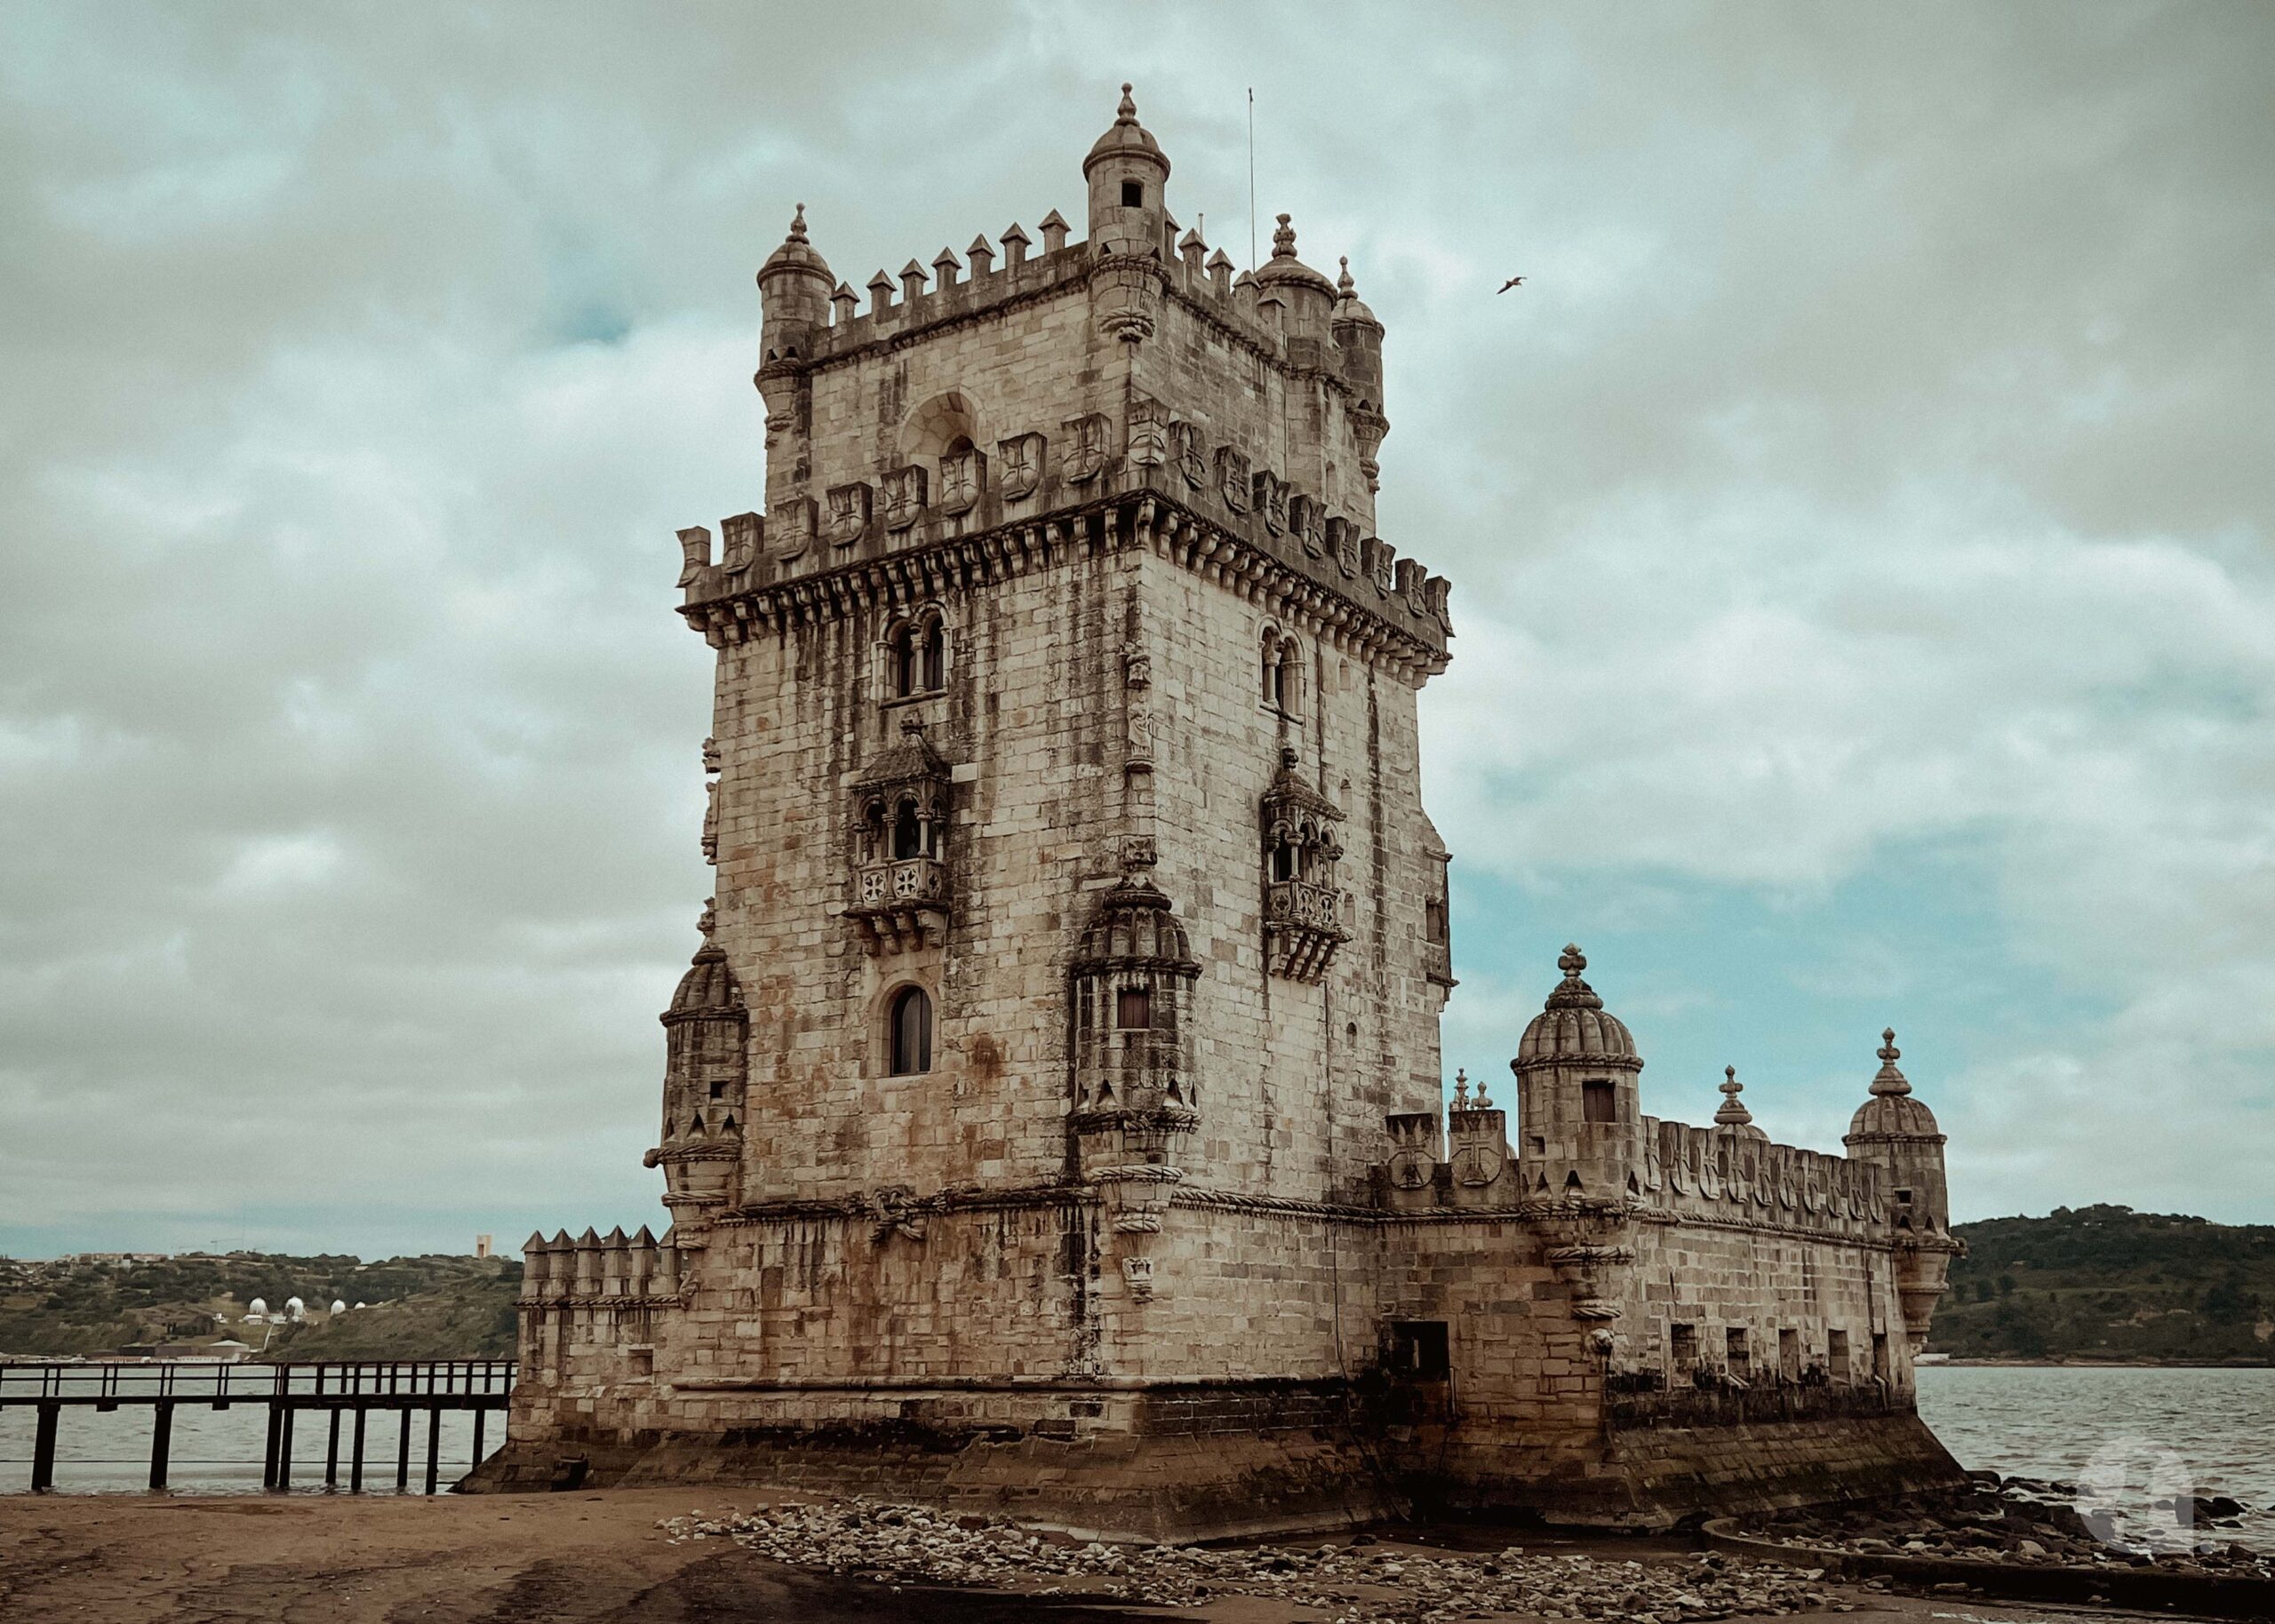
1084, 83, 1170, 259
756, 203, 834, 364
1712, 1065, 1768, 1140
1515, 945, 1641, 1073
1509, 945, 1647, 1199
1252, 214, 1336, 337
644, 901, 748, 1219
1843, 1028, 1958, 1350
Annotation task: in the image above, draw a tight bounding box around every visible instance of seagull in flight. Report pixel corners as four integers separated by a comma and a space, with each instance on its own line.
1497, 275, 1526, 294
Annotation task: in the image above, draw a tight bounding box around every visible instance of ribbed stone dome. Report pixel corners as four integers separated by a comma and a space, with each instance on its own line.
1075, 880, 1197, 969
758, 203, 832, 281
1084, 84, 1169, 178
1514, 944, 1642, 1073
1253, 214, 1336, 299
664, 904, 744, 1022
1846, 1029, 1942, 1140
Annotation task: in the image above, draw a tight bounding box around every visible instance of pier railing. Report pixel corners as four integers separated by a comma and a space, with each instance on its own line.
0, 1358, 516, 1493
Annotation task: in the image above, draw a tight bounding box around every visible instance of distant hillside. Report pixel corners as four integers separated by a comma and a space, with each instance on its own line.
1930, 1205, 2275, 1364
0, 1252, 519, 1360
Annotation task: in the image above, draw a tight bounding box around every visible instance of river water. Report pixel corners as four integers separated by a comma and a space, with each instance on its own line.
4, 1365, 2271, 1537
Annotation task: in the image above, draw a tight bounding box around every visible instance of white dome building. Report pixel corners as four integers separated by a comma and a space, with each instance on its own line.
284, 1295, 305, 1321
331, 1299, 347, 1314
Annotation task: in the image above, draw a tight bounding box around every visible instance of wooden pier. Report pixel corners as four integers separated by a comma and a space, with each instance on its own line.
0, 1358, 514, 1493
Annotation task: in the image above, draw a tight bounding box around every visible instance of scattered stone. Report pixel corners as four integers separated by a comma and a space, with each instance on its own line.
659, 1499, 1848, 1621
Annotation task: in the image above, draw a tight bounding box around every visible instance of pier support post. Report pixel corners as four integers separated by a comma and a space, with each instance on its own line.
31, 1402, 60, 1493
277, 1405, 296, 1490
471, 1408, 486, 1468
262, 1401, 283, 1489
350, 1407, 367, 1493
325, 1409, 341, 1488
149, 1400, 175, 1491
396, 1409, 411, 1491
424, 1407, 441, 1494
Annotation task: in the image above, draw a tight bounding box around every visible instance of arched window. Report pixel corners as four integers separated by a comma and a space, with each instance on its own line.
889, 985, 932, 1076
887, 613, 947, 699
1261, 629, 1299, 712
1270, 841, 1296, 882
891, 799, 923, 860
1260, 630, 1283, 707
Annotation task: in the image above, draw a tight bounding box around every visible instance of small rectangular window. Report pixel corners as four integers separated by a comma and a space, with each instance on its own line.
1115, 987, 1152, 1030
1725, 1326, 1750, 1378
1871, 1332, 1890, 1380
1670, 1322, 1697, 1371
1121, 179, 1145, 208
1582, 1079, 1617, 1123
1827, 1328, 1851, 1381
1390, 1321, 1450, 1377
1779, 1327, 1800, 1381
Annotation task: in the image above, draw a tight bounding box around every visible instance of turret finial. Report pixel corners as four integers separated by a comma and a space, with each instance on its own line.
1870, 1027, 1912, 1096
1116, 83, 1138, 124
1715, 1064, 1755, 1128
1337, 255, 1355, 297
787, 203, 808, 243
1272, 212, 1297, 259
1451, 1069, 1470, 1110
1558, 943, 1586, 979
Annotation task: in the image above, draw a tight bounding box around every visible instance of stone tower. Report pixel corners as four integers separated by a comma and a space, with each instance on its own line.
493, 86, 1963, 1537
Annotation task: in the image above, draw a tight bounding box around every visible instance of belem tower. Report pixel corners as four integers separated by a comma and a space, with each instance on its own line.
475, 86, 1967, 1537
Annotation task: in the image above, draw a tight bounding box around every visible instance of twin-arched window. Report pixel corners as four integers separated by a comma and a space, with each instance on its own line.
889, 612, 947, 699
1260, 627, 1300, 712
889, 985, 932, 1075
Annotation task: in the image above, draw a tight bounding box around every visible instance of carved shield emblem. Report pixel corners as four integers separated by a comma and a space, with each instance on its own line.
1387, 1147, 1431, 1190
1450, 1142, 1504, 1188
770, 497, 816, 561
938, 443, 985, 516
1327, 516, 1359, 577
720, 511, 763, 574
1170, 421, 1205, 489
1289, 494, 1325, 559
1256, 471, 1287, 536
1063, 414, 1107, 483
826, 482, 871, 546
996, 432, 1044, 499
1215, 445, 1251, 513
881, 465, 928, 530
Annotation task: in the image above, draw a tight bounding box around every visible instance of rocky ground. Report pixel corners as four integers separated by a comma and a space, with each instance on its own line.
671, 1500, 1891, 1622
1744, 1472, 2271, 1580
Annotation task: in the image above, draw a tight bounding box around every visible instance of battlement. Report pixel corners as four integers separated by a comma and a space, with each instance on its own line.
1378, 1100, 1896, 1244
519, 1225, 684, 1304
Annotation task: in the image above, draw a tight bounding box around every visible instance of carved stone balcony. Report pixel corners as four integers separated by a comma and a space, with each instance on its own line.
849, 856, 949, 952
1265, 877, 1347, 983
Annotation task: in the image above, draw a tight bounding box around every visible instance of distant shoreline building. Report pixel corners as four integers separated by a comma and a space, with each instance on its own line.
479, 87, 1962, 1537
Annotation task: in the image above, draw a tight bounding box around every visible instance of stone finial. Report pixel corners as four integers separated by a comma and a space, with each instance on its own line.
866, 267, 895, 311
786, 202, 808, 243
899, 259, 928, 302
1871, 1027, 1912, 1096
1544, 943, 1605, 1011
1272, 212, 1297, 259
967, 234, 995, 274
1337, 255, 1354, 298
931, 245, 962, 288
1040, 209, 1069, 253
1000, 222, 1031, 266
1116, 81, 1138, 125
830, 281, 858, 322
1451, 1069, 1470, 1110
1473, 1071, 1493, 1110
1714, 1064, 1756, 1129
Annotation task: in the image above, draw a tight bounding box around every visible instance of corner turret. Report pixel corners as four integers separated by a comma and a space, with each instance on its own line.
1843, 1028, 1960, 1348
1083, 83, 1169, 259
642, 901, 747, 1219
756, 203, 834, 364
1511, 944, 1646, 1198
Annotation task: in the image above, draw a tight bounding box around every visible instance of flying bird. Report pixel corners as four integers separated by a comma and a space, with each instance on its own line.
1497, 275, 1526, 294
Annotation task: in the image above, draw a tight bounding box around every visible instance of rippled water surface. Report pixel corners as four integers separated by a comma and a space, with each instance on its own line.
1918, 1365, 2275, 1547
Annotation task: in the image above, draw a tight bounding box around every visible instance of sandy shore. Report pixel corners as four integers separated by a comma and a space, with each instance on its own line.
0, 1489, 2184, 1623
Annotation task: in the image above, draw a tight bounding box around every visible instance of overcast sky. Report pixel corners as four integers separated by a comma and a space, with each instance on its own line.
3, 3, 2270, 1258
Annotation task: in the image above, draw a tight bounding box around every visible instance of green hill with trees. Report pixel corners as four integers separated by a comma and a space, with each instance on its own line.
1930, 1205, 2275, 1364
0, 1251, 518, 1359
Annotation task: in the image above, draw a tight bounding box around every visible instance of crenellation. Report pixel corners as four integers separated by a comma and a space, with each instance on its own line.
489, 81, 1964, 1540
